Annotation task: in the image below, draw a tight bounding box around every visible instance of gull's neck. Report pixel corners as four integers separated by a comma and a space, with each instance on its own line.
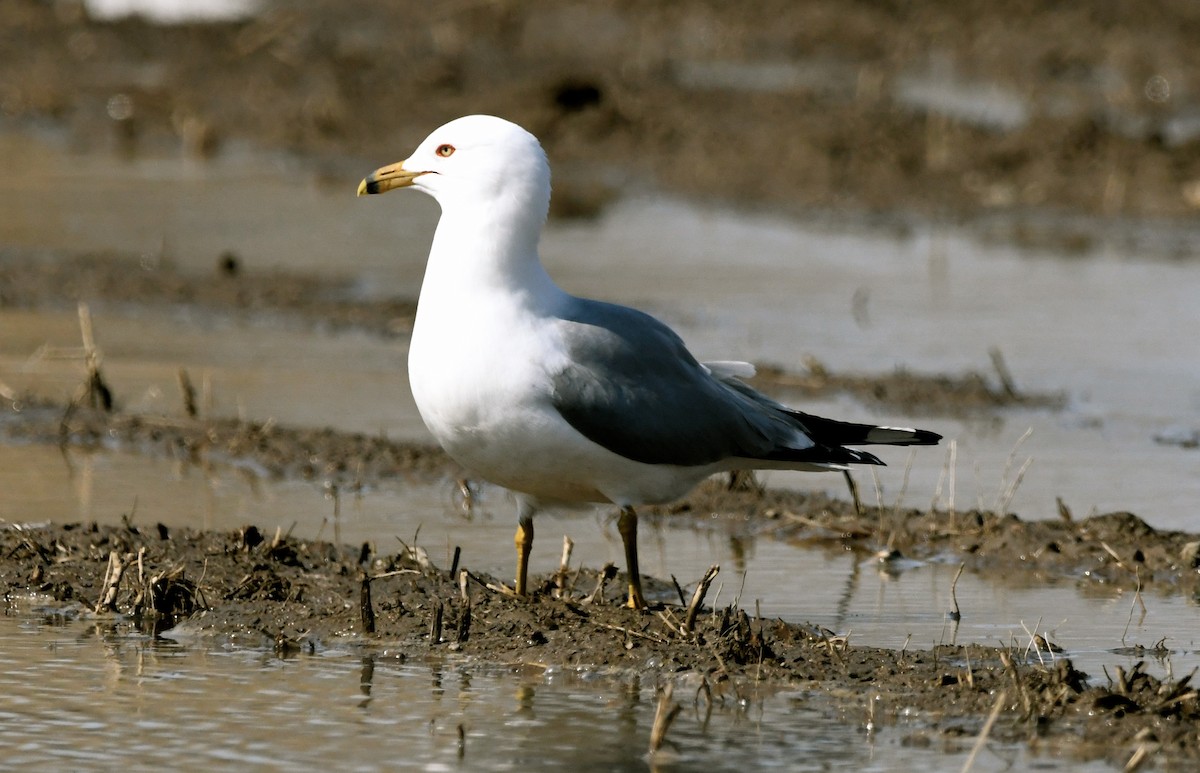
421, 194, 564, 312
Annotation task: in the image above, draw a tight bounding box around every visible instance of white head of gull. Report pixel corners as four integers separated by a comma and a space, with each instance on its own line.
359, 115, 940, 608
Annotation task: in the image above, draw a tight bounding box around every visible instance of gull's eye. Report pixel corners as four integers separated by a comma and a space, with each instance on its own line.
436, 144, 455, 157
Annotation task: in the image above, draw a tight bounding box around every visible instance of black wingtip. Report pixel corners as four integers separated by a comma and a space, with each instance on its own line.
900, 428, 942, 446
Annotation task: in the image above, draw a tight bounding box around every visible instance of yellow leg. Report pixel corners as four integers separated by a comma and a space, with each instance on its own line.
617, 507, 646, 610
514, 515, 533, 596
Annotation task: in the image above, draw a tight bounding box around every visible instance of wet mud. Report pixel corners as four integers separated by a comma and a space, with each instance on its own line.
5, 517, 1200, 768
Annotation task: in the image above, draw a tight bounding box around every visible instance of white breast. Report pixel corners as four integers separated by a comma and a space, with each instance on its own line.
407, 293, 715, 507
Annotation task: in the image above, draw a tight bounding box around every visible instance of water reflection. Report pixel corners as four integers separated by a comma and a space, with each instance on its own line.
0, 607, 1126, 771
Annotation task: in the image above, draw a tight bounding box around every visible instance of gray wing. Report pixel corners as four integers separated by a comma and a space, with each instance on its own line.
549, 299, 827, 466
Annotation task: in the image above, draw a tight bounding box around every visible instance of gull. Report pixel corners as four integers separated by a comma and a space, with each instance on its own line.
358, 115, 941, 609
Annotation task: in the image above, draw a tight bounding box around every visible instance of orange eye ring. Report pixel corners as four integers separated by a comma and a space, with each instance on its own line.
435, 144, 455, 157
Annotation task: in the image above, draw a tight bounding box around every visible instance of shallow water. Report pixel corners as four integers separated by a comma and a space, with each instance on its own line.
2, 130, 1199, 769
3, 132, 1198, 526
0, 606, 1113, 772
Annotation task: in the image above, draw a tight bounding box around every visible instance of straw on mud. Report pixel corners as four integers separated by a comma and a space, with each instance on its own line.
649, 684, 682, 755
1125, 742, 1152, 772
684, 565, 720, 634
1019, 618, 1046, 666
656, 608, 684, 637
999, 650, 1032, 716
598, 622, 667, 644
961, 689, 1006, 773
584, 563, 617, 604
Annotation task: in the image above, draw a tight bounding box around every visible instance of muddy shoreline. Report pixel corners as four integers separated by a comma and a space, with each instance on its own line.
5, 516, 1200, 768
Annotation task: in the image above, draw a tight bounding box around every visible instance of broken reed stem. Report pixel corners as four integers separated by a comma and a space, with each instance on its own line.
887, 449, 917, 549
961, 689, 1007, 773
78, 302, 97, 366
949, 562, 965, 621
994, 428, 1033, 514
555, 535, 574, 597
870, 467, 884, 540
75, 302, 114, 412
649, 684, 683, 755
947, 439, 958, 529
177, 367, 198, 418
457, 598, 472, 643
449, 545, 461, 579
684, 565, 720, 634
997, 456, 1033, 515
94, 550, 127, 613
429, 600, 444, 645
585, 564, 617, 604
1121, 566, 1145, 647
988, 345, 1018, 398
670, 575, 687, 607
359, 571, 375, 634
842, 470, 863, 518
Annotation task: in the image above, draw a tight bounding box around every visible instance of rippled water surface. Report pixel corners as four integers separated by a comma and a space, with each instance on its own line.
1, 608, 1117, 772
